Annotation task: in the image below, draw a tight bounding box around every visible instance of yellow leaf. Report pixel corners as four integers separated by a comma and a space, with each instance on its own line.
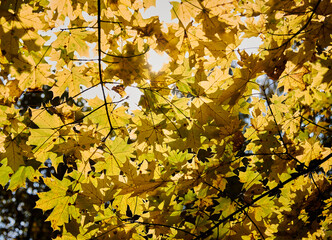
35, 177, 79, 230
171, 0, 200, 26
52, 30, 90, 56
49, 0, 74, 20
76, 174, 114, 210
2, 137, 31, 171
242, 15, 266, 38
279, 62, 309, 91
144, 0, 156, 9
10, 56, 53, 91
8, 166, 41, 191
52, 65, 92, 97
191, 96, 230, 126
30, 109, 64, 129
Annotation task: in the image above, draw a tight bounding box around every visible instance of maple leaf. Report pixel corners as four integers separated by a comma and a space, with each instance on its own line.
0, 4, 46, 45
10, 52, 54, 91
241, 15, 266, 38
191, 96, 231, 126
0, 4, 47, 76
94, 137, 134, 176
279, 62, 310, 91
103, 42, 150, 86
35, 177, 79, 230
30, 108, 64, 129
171, 0, 201, 27
28, 128, 64, 164
52, 64, 93, 97
76, 174, 115, 210
86, 96, 132, 137
8, 166, 41, 191
1, 136, 32, 172
0, 79, 23, 103
133, 111, 169, 147
52, 30, 90, 57
49, 0, 75, 20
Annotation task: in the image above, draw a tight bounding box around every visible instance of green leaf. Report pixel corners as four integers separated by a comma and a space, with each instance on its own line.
8, 166, 40, 191
0, 164, 13, 187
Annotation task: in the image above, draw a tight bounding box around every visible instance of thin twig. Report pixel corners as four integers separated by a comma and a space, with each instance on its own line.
262, 87, 305, 167
265, 0, 321, 51
193, 153, 332, 239
234, 199, 265, 240
98, 0, 114, 142
101, 46, 149, 59
300, 115, 332, 133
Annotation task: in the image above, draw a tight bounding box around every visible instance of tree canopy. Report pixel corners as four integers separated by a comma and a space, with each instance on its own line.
0, 0, 331, 239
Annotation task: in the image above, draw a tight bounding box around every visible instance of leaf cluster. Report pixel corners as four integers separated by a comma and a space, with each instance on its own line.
0, 0, 331, 239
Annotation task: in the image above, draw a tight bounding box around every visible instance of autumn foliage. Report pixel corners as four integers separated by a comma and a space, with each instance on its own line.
0, 0, 331, 239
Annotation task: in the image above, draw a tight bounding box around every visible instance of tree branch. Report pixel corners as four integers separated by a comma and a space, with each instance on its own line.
194, 153, 332, 239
